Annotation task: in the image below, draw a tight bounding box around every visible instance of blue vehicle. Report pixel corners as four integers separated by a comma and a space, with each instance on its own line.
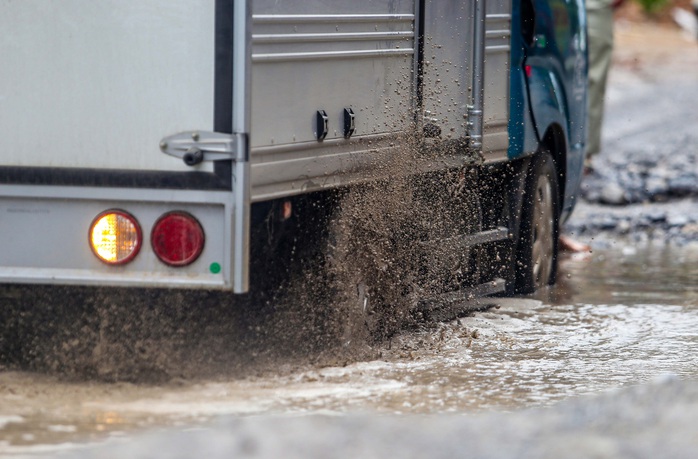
0, 0, 586, 320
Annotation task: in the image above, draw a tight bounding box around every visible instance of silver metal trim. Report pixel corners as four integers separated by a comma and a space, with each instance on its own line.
485, 45, 510, 54
485, 120, 510, 128
249, 140, 483, 203
233, 2, 251, 141
468, 0, 487, 151
412, 0, 421, 126
0, 267, 229, 290
252, 31, 414, 44
232, 0, 252, 293
0, 184, 232, 204
485, 14, 511, 20
486, 29, 511, 38
252, 48, 414, 63
482, 149, 510, 163
251, 132, 397, 156
250, 155, 477, 202
252, 14, 415, 24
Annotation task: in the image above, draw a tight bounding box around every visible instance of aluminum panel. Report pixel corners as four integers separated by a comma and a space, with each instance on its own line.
248, 0, 418, 200
250, 10, 415, 148
422, 0, 511, 156
422, 0, 475, 141
482, 4, 512, 155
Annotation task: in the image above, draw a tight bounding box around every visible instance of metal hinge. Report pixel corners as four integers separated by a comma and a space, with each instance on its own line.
159, 131, 246, 166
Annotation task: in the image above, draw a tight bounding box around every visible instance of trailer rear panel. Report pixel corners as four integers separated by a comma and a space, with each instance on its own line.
1, 1, 249, 290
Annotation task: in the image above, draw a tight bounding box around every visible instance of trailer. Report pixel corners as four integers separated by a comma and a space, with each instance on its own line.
0, 1, 587, 310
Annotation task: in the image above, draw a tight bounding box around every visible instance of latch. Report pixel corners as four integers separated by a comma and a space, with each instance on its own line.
343, 108, 355, 139
159, 131, 239, 166
315, 110, 329, 142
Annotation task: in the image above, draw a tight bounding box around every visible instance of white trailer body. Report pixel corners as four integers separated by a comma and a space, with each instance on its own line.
0, 0, 512, 293
2, 1, 217, 172
1, 0, 252, 291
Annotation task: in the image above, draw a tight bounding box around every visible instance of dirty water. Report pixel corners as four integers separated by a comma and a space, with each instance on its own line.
1, 244, 697, 456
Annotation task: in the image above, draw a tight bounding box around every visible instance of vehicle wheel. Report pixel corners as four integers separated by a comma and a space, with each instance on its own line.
326, 169, 484, 340
515, 151, 560, 294
324, 187, 410, 343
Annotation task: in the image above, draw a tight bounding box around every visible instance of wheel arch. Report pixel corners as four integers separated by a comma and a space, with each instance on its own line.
540, 123, 567, 219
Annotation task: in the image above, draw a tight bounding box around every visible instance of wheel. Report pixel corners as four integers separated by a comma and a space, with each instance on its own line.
326, 169, 485, 340
515, 151, 560, 294
324, 182, 414, 342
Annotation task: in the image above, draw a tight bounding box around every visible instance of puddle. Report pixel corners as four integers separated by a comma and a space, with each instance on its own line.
1, 245, 697, 456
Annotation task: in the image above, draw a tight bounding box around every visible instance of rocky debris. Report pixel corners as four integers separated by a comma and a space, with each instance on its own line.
565, 198, 698, 246
570, 130, 698, 245
567, 23, 698, 246
582, 132, 698, 205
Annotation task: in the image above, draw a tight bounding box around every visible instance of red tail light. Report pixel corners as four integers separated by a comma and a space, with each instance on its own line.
151, 211, 205, 267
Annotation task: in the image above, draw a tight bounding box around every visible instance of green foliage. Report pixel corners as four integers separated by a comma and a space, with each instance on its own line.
634, 0, 669, 14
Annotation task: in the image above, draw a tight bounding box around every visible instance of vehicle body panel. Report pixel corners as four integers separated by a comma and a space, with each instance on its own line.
523, 0, 587, 216
0, 0, 587, 291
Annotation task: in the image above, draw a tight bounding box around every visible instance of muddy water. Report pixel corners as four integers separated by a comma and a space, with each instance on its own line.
1, 244, 697, 456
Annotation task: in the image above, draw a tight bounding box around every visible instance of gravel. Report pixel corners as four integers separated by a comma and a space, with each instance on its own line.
581, 132, 698, 205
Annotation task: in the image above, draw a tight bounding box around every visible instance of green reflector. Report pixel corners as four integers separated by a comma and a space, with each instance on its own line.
210, 262, 221, 274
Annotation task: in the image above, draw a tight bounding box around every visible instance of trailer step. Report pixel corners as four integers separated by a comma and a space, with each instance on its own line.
417, 226, 509, 252
415, 278, 506, 322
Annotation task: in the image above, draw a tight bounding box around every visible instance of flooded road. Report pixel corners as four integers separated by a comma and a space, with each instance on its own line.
1, 244, 697, 457
2, 18, 697, 459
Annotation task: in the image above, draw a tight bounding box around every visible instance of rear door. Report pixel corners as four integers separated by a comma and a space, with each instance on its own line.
0, 0, 219, 172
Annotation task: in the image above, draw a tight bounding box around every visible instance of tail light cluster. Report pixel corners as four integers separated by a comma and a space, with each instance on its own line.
89, 210, 204, 267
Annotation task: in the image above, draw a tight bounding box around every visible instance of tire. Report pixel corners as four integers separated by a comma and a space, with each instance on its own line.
514, 151, 560, 294
326, 169, 485, 340
324, 184, 413, 342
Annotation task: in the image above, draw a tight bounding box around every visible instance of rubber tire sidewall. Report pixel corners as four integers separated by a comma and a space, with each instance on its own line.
514, 152, 560, 294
